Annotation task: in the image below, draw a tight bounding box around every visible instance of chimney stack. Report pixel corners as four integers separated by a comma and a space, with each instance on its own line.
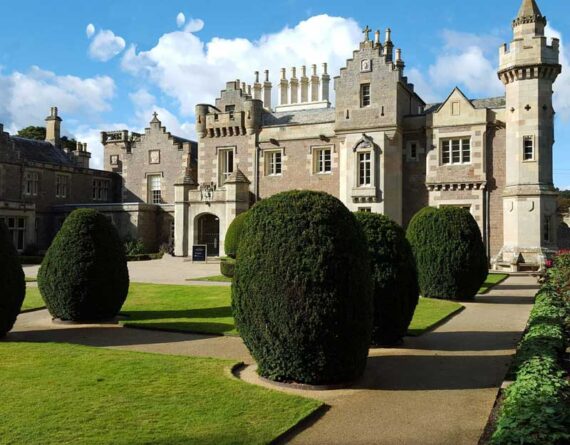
289, 67, 299, 104
279, 68, 289, 105
263, 70, 272, 110
321, 63, 330, 103
253, 71, 262, 100
45, 106, 62, 147
300, 65, 309, 103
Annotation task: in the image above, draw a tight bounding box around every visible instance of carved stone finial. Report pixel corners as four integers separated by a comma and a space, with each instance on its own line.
362, 25, 371, 41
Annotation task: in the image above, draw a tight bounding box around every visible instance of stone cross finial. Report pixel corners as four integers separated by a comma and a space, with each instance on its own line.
362, 25, 371, 41
153, 111, 158, 119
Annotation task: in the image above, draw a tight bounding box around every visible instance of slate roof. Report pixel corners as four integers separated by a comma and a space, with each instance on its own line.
424, 96, 506, 115
11, 136, 75, 166
225, 168, 250, 184
263, 108, 335, 127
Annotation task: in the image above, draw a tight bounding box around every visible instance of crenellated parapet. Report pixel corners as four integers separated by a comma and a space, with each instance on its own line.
196, 80, 263, 139
498, 37, 561, 84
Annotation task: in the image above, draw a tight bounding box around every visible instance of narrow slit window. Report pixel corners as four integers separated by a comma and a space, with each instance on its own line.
360, 84, 371, 108
523, 136, 534, 161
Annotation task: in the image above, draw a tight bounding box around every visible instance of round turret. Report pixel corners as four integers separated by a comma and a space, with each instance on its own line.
195, 104, 209, 138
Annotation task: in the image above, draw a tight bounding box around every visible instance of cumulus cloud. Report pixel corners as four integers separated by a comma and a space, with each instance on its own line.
0, 66, 115, 130
176, 12, 185, 28
89, 29, 126, 62
407, 29, 503, 103
546, 25, 570, 121
86, 23, 95, 38
121, 14, 360, 116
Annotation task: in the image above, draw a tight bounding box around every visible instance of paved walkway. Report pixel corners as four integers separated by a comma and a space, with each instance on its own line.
8, 274, 537, 445
23, 255, 228, 286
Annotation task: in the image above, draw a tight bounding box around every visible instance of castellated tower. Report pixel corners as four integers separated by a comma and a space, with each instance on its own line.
496, 0, 561, 269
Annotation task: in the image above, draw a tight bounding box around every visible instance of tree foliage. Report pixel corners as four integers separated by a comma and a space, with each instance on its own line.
0, 221, 25, 336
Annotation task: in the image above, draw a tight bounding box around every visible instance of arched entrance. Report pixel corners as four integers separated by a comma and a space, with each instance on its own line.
196, 213, 220, 257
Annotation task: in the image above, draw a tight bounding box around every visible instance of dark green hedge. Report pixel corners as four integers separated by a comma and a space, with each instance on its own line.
232, 190, 373, 385
491, 282, 569, 444
354, 212, 419, 346
220, 257, 235, 278
0, 221, 25, 336
38, 209, 130, 321
406, 206, 488, 300
224, 212, 249, 259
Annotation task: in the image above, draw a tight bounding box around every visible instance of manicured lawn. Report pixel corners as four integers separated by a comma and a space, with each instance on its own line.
21, 287, 45, 312
479, 273, 509, 294
120, 283, 463, 337
407, 298, 463, 336
0, 342, 320, 445
190, 275, 233, 283
25, 276, 37, 282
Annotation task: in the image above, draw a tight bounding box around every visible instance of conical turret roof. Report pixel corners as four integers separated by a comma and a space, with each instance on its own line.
517, 0, 542, 18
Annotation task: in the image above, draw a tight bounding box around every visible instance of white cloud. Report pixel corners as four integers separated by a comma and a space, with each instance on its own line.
89, 29, 126, 62
176, 13, 185, 28
546, 25, 570, 121
0, 66, 115, 130
121, 14, 360, 116
408, 29, 503, 103
86, 23, 95, 38
184, 18, 204, 33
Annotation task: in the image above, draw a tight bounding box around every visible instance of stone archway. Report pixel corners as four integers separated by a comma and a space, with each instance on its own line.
196, 213, 220, 257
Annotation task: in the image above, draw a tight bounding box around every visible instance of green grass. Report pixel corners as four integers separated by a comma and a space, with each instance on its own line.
190, 275, 233, 283
478, 273, 509, 294
21, 287, 45, 312
25, 276, 37, 282
0, 342, 320, 445
407, 298, 463, 336
119, 283, 462, 337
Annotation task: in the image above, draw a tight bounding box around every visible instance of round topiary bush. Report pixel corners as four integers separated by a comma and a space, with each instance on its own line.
406, 206, 488, 300
38, 209, 129, 321
354, 212, 419, 346
0, 221, 25, 337
224, 211, 249, 259
232, 190, 373, 385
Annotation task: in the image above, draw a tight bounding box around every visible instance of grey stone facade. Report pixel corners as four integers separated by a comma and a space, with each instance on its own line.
173, 0, 561, 271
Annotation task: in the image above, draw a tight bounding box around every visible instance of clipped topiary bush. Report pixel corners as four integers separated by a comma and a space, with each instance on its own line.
232, 190, 373, 385
224, 211, 249, 259
220, 257, 235, 278
0, 221, 25, 336
407, 206, 487, 300
354, 212, 419, 346
38, 209, 129, 321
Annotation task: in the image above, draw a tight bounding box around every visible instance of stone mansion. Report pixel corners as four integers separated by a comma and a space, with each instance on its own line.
0, 0, 562, 271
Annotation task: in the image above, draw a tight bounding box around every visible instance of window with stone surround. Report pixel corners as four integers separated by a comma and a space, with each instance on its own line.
147, 174, 162, 204
358, 207, 372, 213
92, 179, 110, 201
0, 216, 26, 251
225, 105, 235, 120
441, 138, 471, 165
218, 148, 235, 185
314, 147, 332, 174
523, 136, 534, 161
360, 83, 371, 108
265, 150, 282, 176
55, 174, 69, 199
110, 154, 119, 166
358, 152, 372, 186
24, 171, 39, 196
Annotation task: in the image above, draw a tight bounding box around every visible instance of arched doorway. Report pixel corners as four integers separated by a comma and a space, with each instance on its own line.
196, 213, 220, 257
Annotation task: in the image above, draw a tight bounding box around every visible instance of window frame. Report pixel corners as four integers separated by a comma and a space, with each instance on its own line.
92, 179, 110, 202
523, 135, 535, 162
218, 148, 235, 186
313, 147, 333, 174
441, 137, 471, 165
357, 151, 372, 187
55, 174, 69, 199
23, 170, 39, 196
264, 150, 283, 176
147, 174, 162, 204
360, 83, 371, 108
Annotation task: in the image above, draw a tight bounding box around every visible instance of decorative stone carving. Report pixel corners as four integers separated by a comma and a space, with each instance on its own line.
361, 59, 372, 73
199, 182, 216, 203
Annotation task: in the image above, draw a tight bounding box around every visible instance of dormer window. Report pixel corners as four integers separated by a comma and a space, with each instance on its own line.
360, 84, 371, 108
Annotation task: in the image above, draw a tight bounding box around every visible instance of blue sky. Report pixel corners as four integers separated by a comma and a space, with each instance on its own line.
0, 0, 568, 185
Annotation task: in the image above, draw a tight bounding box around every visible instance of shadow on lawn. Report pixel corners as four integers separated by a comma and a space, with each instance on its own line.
401, 331, 523, 352
3, 325, 223, 348
120, 306, 233, 320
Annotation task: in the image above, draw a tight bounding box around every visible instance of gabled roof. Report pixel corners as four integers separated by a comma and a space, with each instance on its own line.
434, 87, 475, 113
225, 168, 250, 184
263, 108, 335, 127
